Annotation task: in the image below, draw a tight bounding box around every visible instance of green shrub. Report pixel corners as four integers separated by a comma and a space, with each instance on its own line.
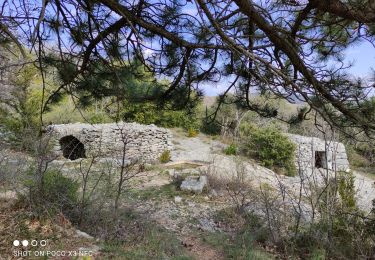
187, 128, 198, 137
202, 213, 273, 259
224, 144, 238, 155
355, 142, 375, 166
338, 171, 356, 210
121, 102, 200, 129
0, 90, 41, 150
346, 145, 371, 168
159, 150, 171, 163
87, 112, 111, 124
201, 119, 221, 135
101, 221, 192, 259
241, 126, 297, 176
28, 169, 79, 214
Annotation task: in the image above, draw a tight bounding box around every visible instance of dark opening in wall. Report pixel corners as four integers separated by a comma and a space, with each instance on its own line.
59, 135, 86, 160
315, 151, 327, 169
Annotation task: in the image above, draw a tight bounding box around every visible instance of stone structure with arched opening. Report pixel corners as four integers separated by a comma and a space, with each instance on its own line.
46, 122, 173, 162
59, 135, 86, 160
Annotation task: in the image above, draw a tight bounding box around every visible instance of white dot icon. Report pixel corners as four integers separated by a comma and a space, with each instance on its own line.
13, 240, 20, 246
22, 240, 29, 247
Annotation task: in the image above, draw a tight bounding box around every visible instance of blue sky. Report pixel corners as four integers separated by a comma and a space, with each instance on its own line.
345, 41, 375, 78
203, 41, 375, 96
9, 0, 372, 97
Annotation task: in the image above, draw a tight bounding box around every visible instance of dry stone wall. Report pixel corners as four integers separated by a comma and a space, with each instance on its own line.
46, 122, 173, 162
287, 134, 350, 173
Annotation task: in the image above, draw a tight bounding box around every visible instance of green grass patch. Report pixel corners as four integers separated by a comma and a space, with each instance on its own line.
101, 224, 192, 260
224, 144, 238, 155
207, 208, 274, 259
187, 128, 199, 137
129, 183, 180, 201
159, 150, 171, 163
200, 230, 273, 260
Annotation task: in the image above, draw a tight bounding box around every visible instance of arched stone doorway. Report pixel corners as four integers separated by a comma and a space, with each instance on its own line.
59, 135, 86, 160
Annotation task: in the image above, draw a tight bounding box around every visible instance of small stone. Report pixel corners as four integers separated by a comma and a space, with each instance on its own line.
75, 229, 94, 239
187, 202, 196, 207
78, 245, 100, 253
208, 189, 218, 198
198, 218, 216, 232
174, 196, 182, 203
180, 175, 208, 194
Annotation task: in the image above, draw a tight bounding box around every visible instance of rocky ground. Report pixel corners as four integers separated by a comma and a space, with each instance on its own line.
123, 129, 375, 258
170, 129, 375, 212
1, 129, 375, 259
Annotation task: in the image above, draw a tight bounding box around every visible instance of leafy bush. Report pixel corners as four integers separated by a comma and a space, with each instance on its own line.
338, 171, 356, 210
159, 150, 171, 163
121, 102, 200, 129
201, 119, 221, 135
205, 210, 273, 259
85, 210, 192, 259
187, 128, 198, 137
292, 205, 375, 259
0, 87, 42, 149
346, 145, 372, 168
28, 169, 79, 214
43, 170, 79, 208
87, 112, 111, 124
355, 141, 375, 166
224, 144, 238, 155
241, 125, 297, 176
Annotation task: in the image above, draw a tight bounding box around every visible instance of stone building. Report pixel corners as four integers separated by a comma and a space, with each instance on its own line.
46, 122, 173, 162
287, 134, 350, 173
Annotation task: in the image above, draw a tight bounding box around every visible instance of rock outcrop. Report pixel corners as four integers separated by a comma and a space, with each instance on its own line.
180, 176, 208, 194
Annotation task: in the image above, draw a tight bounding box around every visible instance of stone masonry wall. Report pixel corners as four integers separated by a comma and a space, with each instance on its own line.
46, 122, 173, 162
287, 134, 350, 173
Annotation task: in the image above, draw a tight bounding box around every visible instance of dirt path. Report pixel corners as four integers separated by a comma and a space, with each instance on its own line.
170, 130, 225, 163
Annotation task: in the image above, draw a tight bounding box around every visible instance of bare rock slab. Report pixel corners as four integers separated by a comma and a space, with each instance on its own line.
180, 176, 208, 194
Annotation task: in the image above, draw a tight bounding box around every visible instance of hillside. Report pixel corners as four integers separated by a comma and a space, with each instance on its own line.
1, 127, 375, 259
2, 1, 375, 258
